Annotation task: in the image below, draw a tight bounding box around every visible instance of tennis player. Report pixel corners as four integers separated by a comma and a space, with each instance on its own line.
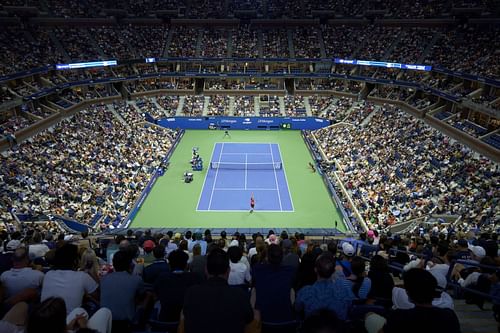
223, 130, 230, 138
250, 193, 255, 213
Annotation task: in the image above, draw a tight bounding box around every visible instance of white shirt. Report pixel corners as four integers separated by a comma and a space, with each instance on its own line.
228, 261, 251, 286
41, 270, 98, 313
29, 243, 50, 259
0, 267, 44, 298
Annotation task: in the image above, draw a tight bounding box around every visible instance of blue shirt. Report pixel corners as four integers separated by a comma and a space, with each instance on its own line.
295, 279, 355, 320
188, 240, 207, 255
101, 271, 144, 321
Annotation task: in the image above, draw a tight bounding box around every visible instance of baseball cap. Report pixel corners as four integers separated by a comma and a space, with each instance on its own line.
6, 240, 21, 251
143, 240, 156, 251
174, 232, 181, 240
342, 242, 355, 256
229, 240, 239, 247
470, 245, 486, 259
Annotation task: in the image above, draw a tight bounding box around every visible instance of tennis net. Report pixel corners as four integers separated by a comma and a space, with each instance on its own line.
210, 162, 282, 170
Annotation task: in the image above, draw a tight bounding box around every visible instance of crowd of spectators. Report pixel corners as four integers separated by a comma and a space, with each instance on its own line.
206, 95, 229, 116
0, 104, 178, 227
234, 96, 256, 116
313, 105, 499, 230
0, 23, 499, 81
2, 225, 498, 333
182, 96, 204, 116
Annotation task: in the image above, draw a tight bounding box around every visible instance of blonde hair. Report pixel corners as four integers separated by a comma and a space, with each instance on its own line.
79, 248, 100, 280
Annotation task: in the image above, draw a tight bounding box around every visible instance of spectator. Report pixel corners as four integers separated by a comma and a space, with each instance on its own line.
189, 244, 206, 280
188, 233, 207, 255
41, 243, 99, 314
282, 239, 300, 269
27, 297, 111, 333
28, 232, 49, 260
79, 248, 100, 283
0, 247, 44, 305
183, 248, 255, 333
142, 244, 169, 284
0, 240, 22, 274
300, 309, 343, 333
252, 244, 296, 323
345, 256, 371, 299
296, 253, 355, 320
227, 245, 251, 286
139, 240, 155, 267
366, 268, 460, 333
367, 255, 394, 301
154, 249, 202, 322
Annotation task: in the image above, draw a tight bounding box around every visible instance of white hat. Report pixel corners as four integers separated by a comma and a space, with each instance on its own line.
470, 246, 486, 259
6, 240, 21, 251
342, 242, 355, 256
229, 240, 239, 247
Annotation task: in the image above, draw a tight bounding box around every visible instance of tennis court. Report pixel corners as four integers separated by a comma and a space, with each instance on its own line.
131, 130, 345, 232
197, 142, 294, 212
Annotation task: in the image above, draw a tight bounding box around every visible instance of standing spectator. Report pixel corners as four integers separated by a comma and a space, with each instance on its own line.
188, 233, 207, 255
1, 247, 44, 305
295, 253, 355, 320
139, 240, 155, 267
282, 239, 300, 269
154, 250, 202, 322
252, 244, 296, 323
101, 250, 146, 333
143, 244, 169, 284
367, 255, 394, 301
183, 248, 255, 333
227, 245, 251, 286
189, 244, 206, 280
41, 243, 99, 314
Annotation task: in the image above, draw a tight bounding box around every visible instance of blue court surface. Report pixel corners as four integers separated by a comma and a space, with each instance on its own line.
197, 142, 294, 212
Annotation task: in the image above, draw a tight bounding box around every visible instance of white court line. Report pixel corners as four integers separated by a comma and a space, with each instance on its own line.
244, 154, 248, 190
269, 143, 283, 211
195, 143, 217, 210
207, 143, 224, 210
213, 188, 278, 191
276, 143, 295, 212
196, 209, 294, 213
220, 152, 271, 155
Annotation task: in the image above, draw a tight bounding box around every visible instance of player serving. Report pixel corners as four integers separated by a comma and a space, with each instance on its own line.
250, 193, 255, 213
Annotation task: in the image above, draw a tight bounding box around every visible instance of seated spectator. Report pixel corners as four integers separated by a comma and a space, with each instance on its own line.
0, 240, 22, 274
227, 245, 251, 286
41, 243, 99, 314
154, 249, 202, 323
100, 250, 146, 332
337, 243, 356, 276
28, 232, 49, 261
27, 297, 111, 333
143, 244, 169, 284
296, 253, 355, 320
79, 248, 100, 283
366, 268, 460, 333
183, 248, 256, 333
300, 309, 343, 333
344, 256, 371, 299
0, 247, 44, 305
252, 244, 296, 323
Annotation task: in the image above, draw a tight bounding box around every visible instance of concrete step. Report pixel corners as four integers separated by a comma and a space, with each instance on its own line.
176, 96, 185, 116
